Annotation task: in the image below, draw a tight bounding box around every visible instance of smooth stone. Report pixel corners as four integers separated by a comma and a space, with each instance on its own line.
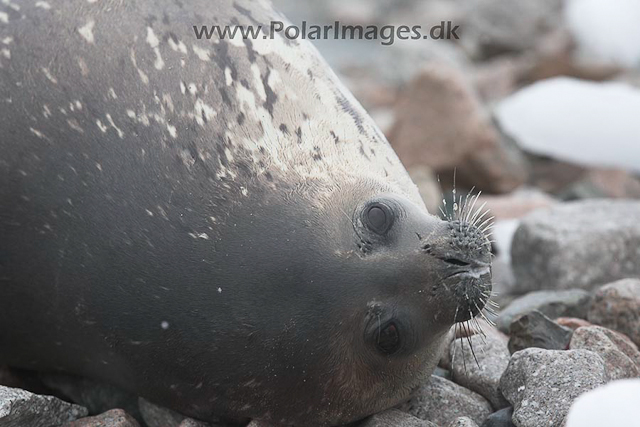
587, 278, 640, 347
496, 289, 591, 333
398, 375, 492, 426
0, 384, 88, 426
450, 334, 511, 410
570, 325, 640, 380
510, 200, 640, 293
480, 407, 515, 427
65, 409, 140, 427
500, 348, 608, 427
507, 310, 573, 354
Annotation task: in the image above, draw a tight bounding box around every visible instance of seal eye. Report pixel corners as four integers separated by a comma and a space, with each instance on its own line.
365, 203, 393, 234
376, 322, 401, 354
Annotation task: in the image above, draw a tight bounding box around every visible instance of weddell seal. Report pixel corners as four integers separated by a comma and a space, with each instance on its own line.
0, 0, 493, 425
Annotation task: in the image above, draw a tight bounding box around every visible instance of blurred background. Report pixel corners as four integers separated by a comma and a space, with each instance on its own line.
273, 0, 640, 302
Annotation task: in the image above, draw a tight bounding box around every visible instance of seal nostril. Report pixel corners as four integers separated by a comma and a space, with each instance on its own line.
443, 258, 470, 267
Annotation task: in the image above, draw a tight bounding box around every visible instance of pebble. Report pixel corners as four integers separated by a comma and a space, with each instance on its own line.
507, 310, 573, 354
496, 289, 591, 333
588, 278, 640, 347
0, 384, 88, 426
510, 200, 640, 292
398, 375, 492, 426
450, 333, 511, 410
570, 325, 640, 380
65, 409, 140, 427
500, 348, 608, 427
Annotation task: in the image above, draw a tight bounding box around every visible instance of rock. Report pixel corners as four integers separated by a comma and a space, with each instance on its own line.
510, 200, 640, 293
474, 188, 556, 221
490, 256, 516, 299
565, 0, 640, 67
524, 29, 621, 84
496, 78, 640, 174
407, 165, 442, 215
565, 379, 640, 427
507, 310, 573, 354
359, 409, 437, 426
178, 418, 216, 427
500, 348, 608, 427
398, 375, 492, 426
434, 366, 453, 381
457, 0, 563, 59
570, 325, 640, 380
138, 397, 203, 427
496, 289, 591, 333
525, 154, 590, 196
450, 334, 511, 410
588, 278, 640, 347
441, 320, 508, 370
472, 56, 534, 103
447, 416, 479, 427
555, 317, 593, 330
65, 409, 140, 427
479, 407, 515, 427
0, 384, 88, 426
42, 373, 142, 423
454, 319, 508, 343
388, 63, 528, 194
559, 168, 640, 201
138, 398, 218, 427
245, 421, 276, 427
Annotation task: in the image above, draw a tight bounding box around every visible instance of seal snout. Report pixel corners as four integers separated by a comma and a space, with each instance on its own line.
421, 219, 493, 323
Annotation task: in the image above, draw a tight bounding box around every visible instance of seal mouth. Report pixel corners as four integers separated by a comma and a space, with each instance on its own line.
449, 266, 492, 323
446, 263, 491, 280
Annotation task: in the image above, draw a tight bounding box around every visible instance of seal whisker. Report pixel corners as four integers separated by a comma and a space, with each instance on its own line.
469, 201, 488, 226
464, 191, 481, 224
462, 318, 480, 369
477, 215, 495, 231
470, 204, 490, 227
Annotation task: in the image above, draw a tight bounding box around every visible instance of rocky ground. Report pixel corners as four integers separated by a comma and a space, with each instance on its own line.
2, 0, 640, 426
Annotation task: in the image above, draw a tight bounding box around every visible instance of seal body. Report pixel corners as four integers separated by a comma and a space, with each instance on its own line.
0, 1, 492, 425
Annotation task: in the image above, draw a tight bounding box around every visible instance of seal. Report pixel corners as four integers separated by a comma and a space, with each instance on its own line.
0, 0, 493, 425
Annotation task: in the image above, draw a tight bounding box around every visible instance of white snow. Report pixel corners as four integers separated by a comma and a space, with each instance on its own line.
495, 77, 640, 173
566, 379, 640, 427
565, 0, 640, 67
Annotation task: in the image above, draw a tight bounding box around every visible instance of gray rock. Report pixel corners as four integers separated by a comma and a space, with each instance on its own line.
359, 409, 437, 426
507, 310, 573, 354
65, 409, 140, 427
138, 397, 216, 427
500, 349, 608, 427
407, 165, 442, 215
0, 384, 88, 426
447, 416, 480, 427
179, 418, 217, 427
138, 397, 184, 427
450, 334, 511, 410
480, 407, 515, 427
388, 62, 528, 194
398, 375, 492, 426
558, 168, 640, 201
245, 421, 277, 427
570, 325, 640, 380
587, 278, 640, 347
511, 200, 640, 293
496, 289, 591, 333
458, 0, 563, 59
